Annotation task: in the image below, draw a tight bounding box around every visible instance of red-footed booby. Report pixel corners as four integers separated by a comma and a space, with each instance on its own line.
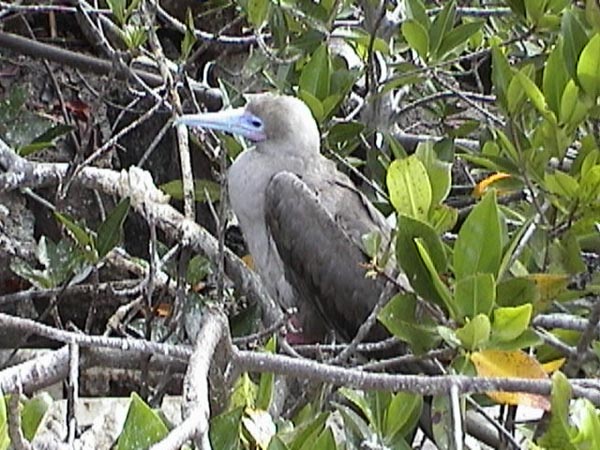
178, 93, 402, 342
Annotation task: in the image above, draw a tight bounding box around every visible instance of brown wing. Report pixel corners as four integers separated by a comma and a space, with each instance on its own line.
264, 171, 391, 342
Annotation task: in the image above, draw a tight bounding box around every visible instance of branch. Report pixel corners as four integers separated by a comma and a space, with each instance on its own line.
152, 309, 228, 450
0, 140, 281, 327
0, 31, 221, 108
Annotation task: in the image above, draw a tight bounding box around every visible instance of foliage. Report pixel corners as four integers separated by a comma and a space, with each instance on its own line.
0, 390, 52, 450
4, 0, 600, 448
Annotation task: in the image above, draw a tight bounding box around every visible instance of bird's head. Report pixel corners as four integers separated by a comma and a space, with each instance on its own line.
176, 93, 320, 156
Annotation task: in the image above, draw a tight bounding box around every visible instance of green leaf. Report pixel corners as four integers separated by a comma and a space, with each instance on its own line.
453, 191, 503, 280
96, 197, 130, 259
384, 393, 422, 441
429, 204, 458, 234
180, 8, 197, 61
285, 413, 328, 450
491, 45, 514, 110
405, 0, 429, 28
310, 427, 335, 450
387, 156, 432, 221
210, 408, 243, 450
21, 393, 52, 441
256, 336, 276, 411
559, 80, 590, 128
543, 39, 569, 116
431, 395, 454, 450
505, 0, 526, 18
587, 0, 600, 30
415, 142, 452, 206
437, 20, 484, 58
299, 44, 331, 101
537, 372, 577, 449
415, 239, 456, 318
298, 90, 325, 123
395, 215, 447, 306
571, 399, 600, 447
378, 293, 440, 354
577, 33, 600, 99
18, 124, 72, 156
230, 373, 257, 410
116, 392, 169, 450
54, 212, 93, 250
401, 20, 429, 60
515, 69, 550, 116
160, 179, 221, 203
507, 70, 526, 114
429, 0, 456, 57
491, 304, 533, 342
0, 390, 9, 450
561, 11, 589, 79
454, 273, 496, 320
545, 170, 580, 198
456, 314, 491, 350
106, 0, 126, 25
338, 389, 375, 426
247, 0, 270, 29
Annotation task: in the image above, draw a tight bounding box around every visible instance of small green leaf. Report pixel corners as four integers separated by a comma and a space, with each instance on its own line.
247, 0, 270, 29
378, 293, 440, 354
429, 0, 456, 57
515, 70, 550, 116
362, 230, 382, 259
96, 197, 130, 259
180, 8, 197, 61
415, 239, 456, 318
543, 40, 569, 116
577, 33, 600, 99
0, 389, 9, 450
561, 11, 589, 79
18, 124, 72, 156
453, 190, 503, 280
21, 393, 52, 441
387, 156, 432, 221
256, 336, 276, 411
491, 45, 514, 110
401, 20, 429, 60
116, 392, 169, 450
160, 179, 221, 203
210, 408, 243, 450
415, 143, 452, 206
545, 170, 580, 198
54, 212, 93, 250
491, 304, 532, 342
456, 314, 491, 351
395, 215, 447, 306
106, 0, 126, 25
437, 20, 484, 58
384, 392, 422, 441
405, 0, 429, 28
537, 372, 577, 449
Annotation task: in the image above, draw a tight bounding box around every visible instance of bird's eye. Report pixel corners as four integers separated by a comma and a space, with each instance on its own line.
250, 118, 263, 128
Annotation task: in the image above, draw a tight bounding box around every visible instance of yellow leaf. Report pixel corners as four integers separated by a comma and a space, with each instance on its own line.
242, 254, 255, 270
472, 172, 512, 198
541, 358, 565, 374
526, 273, 570, 312
471, 349, 550, 410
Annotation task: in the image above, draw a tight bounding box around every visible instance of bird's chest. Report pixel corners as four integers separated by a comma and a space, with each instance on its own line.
227, 151, 307, 304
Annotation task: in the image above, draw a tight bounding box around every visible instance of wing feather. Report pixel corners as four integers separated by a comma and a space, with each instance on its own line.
265, 171, 391, 341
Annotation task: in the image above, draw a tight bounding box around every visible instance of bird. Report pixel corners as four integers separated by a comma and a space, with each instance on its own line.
177, 93, 404, 343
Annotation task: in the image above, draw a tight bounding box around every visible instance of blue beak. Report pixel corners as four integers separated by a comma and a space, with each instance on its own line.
176, 108, 267, 142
